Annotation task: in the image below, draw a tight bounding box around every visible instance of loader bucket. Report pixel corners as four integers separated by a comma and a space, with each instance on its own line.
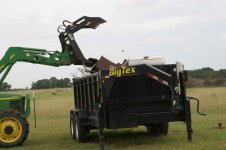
58, 16, 106, 65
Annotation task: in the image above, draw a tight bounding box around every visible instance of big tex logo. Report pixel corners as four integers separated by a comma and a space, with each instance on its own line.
109, 66, 136, 77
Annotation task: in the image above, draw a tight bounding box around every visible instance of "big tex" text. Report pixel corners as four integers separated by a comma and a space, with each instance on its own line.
109, 67, 136, 77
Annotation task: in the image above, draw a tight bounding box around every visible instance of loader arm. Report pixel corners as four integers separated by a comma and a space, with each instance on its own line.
0, 46, 72, 85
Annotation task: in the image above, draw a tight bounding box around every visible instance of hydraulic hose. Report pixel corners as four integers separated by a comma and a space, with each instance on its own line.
188, 97, 206, 116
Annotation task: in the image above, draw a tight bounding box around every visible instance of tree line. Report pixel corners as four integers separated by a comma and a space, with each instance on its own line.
187, 67, 226, 87
0, 77, 72, 91
31, 77, 71, 89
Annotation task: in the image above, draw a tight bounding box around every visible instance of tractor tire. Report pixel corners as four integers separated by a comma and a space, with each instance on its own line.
70, 113, 76, 140
146, 122, 168, 136
0, 110, 29, 147
74, 115, 88, 142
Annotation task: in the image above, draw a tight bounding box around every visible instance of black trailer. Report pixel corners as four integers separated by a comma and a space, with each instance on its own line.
70, 62, 192, 148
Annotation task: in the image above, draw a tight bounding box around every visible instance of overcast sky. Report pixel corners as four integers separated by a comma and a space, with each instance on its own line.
0, 0, 226, 88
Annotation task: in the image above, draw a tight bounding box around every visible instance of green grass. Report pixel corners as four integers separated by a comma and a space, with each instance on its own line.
5, 87, 226, 150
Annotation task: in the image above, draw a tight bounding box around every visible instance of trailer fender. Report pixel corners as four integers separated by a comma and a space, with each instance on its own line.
70, 109, 88, 119
70, 110, 76, 117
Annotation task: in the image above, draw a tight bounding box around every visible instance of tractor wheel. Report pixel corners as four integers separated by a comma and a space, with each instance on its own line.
146, 122, 168, 136
74, 115, 88, 142
70, 113, 76, 140
0, 110, 29, 147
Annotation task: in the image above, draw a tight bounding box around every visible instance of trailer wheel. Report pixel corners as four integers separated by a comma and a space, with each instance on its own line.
146, 124, 161, 136
160, 122, 169, 136
0, 110, 29, 147
146, 122, 168, 136
74, 115, 88, 142
70, 113, 76, 140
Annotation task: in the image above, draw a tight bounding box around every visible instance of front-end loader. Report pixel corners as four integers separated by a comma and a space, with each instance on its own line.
0, 16, 105, 147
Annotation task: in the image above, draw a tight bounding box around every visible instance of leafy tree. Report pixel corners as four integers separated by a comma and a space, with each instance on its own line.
0, 82, 11, 91
219, 69, 226, 78
31, 79, 51, 89
54, 79, 61, 87
50, 77, 57, 88
63, 78, 71, 87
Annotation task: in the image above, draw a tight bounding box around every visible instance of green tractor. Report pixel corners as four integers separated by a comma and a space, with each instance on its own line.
0, 16, 105, 147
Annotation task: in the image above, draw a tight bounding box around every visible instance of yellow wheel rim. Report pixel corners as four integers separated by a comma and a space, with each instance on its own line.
0, 117, 22, 143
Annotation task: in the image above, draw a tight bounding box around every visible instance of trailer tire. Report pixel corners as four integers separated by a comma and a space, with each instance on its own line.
160, 122, 169, 136
74, 115, 88, 142
146, 122, 168, 136
146, 124, 161, 136
70, 113, 76, 140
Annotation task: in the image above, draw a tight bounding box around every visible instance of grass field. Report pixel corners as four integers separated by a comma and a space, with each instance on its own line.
5, 87, 226, 150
